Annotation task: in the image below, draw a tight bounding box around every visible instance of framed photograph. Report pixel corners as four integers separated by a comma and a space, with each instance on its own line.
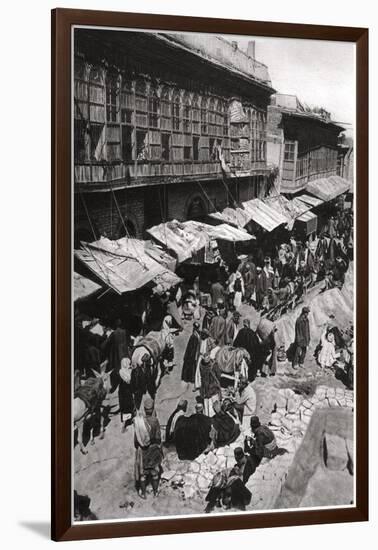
52, 8, 368, 542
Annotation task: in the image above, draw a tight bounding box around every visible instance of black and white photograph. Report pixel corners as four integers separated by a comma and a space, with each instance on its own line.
72, 27, 355, 523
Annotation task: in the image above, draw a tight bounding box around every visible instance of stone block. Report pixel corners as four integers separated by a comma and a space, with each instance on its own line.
327, 387, 336, 398
327, 397, 339, 408
197, 475, 210, 490
189, 461, 201, 474
161, 470, 176, 482
275, 393, 287, 409
206, 452, 217, 466
287, 395, 301, 413
182, 485, 197, 500
270, 412, 283, 427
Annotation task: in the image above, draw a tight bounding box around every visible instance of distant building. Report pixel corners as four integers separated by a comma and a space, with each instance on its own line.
267, 93, 346, 195
74, 30, 275, 245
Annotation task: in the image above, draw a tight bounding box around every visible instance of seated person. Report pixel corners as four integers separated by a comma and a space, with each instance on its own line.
233, 377, 257, 429
244, 416, 287, 477
317, 327, 340, 370
211, 399, 240, 448
205, 447, 252, 513
164, 398, 188, 446
174, 402, 212, 460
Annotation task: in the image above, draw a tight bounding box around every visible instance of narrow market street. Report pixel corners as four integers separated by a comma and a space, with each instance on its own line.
74, 266, 354, 520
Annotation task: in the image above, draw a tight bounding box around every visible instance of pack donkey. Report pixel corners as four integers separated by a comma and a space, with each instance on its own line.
74, 364, 113, 454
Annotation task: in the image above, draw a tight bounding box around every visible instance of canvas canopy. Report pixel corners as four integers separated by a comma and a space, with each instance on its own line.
306, 175, 350, 202
74, 272, 101, 301
147, 219, 253, 263
243, 198, 288, 232
75, 237, 181, 294
209, 207, 250, 228
295, 193, 324, 209
186, 220, 254, 242
263, 195, 310, 230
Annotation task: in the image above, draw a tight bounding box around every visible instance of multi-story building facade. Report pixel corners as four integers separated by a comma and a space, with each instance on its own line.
74, 30, 275, 246
266, 94, 346, 195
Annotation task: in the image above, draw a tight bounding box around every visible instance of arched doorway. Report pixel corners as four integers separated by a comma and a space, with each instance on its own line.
118, 218, 137, 239
186, 195, 207, 222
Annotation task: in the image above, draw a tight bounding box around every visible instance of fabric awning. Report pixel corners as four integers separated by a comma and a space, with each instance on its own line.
147, 220, 209, 263
74, 272, 101, 301
209, 207, 250, 228
147, 219, 254, 263
186, 220, 254, 242
296, 210, 317, 223
243, 198, 288, 232
75, 237, 181, 294
306, 175, 350, 202
295, 193, 324, 208
263, 195, 310, 230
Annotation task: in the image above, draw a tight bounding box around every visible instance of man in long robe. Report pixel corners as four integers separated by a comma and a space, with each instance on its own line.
234, 319, 261, 381
210, 280, 225, 308
292, 306, 311, 369
200, 354, 222, 416
209, 311, 227, 346
181, 322, 201, 383
224, 311, 240, 345
174, 403, 212, 460
104, 319, 130, 390
133, 397, 162, 498
104, 319, 129, 371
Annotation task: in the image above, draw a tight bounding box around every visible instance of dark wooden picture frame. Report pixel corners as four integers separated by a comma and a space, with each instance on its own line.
52, 8, 368, 542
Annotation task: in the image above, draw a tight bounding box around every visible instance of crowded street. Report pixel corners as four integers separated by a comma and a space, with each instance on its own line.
72, 28, 355, 522
74, 208, 354, 520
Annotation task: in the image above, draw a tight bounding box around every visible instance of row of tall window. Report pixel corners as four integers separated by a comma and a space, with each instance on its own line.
74, 59, 266, 166
296, 145, 338, 179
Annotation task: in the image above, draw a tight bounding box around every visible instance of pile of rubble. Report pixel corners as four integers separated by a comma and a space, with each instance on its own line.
161, 384, 354, 511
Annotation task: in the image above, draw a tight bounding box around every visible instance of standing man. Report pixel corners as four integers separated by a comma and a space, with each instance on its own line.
209, 308, 227, 347
199, 354, 222, 416
210, 279, 225, 309
225, 311, 241, 345
133, 397, 163, 499
234, 319, 260, 381
104, 318, 130, 390
181, 322, 201, 384
292, 306, 311, 369
255, 266, 265, 310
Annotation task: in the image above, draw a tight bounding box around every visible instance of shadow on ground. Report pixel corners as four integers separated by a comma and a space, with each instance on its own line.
19, 521, 50, 539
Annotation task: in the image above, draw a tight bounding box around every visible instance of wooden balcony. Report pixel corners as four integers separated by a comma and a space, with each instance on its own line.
74, 160, 223, 190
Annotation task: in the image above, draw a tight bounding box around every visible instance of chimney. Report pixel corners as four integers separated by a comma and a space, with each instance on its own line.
231, 41, 238, 51
247, 40, 256, 59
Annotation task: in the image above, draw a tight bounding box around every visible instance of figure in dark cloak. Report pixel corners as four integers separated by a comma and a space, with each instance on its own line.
211, 399, 240, 447
118, 358, 135, 431
164, 398, 188, 445
131, 354, 158, 409
233, 319, 261, 381
181, 322, 201, 383
174, 403, 212, 460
